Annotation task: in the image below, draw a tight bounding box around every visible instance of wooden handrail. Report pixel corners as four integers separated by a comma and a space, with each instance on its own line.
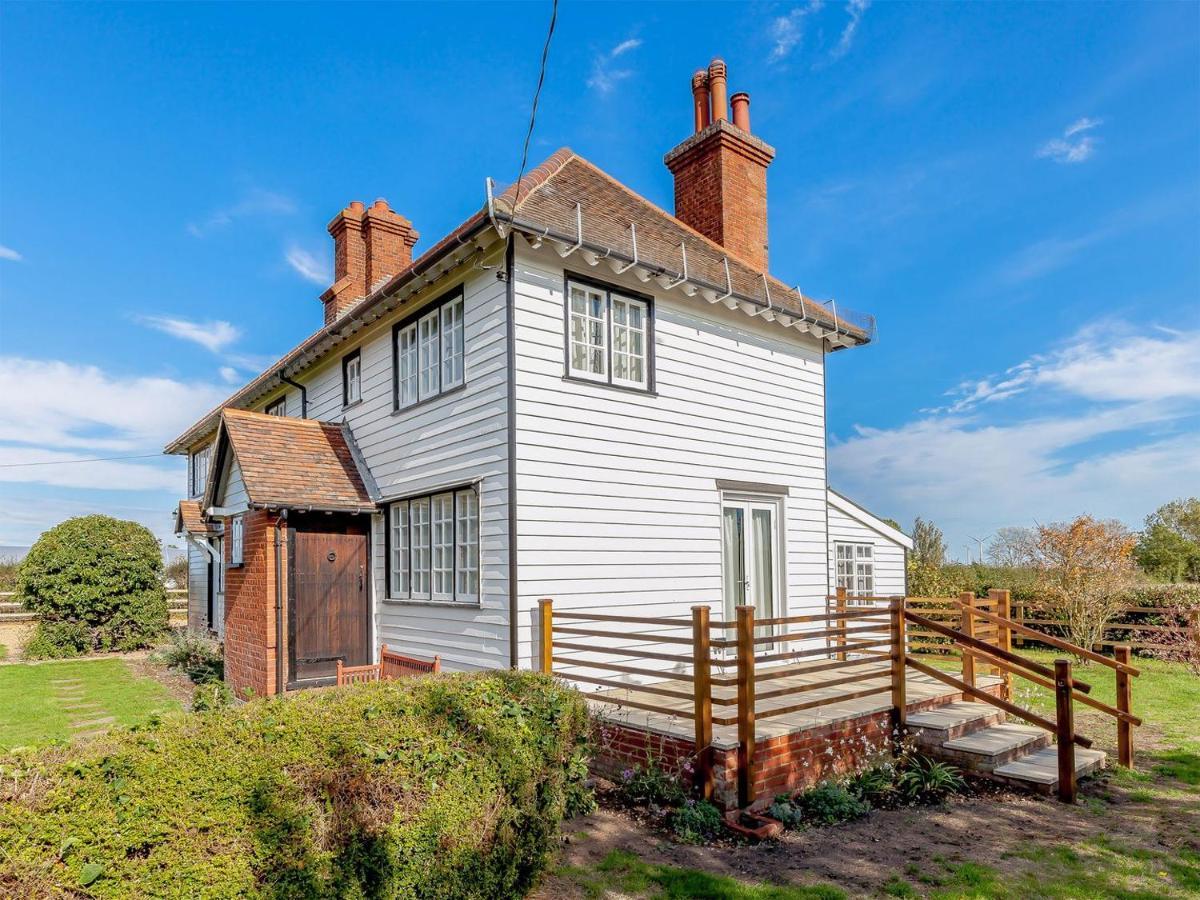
904, 610, 1093, 694
949, 597, 1140, 675
906, 657, 1093, 750
552, 610, 693, 627
551, 625, 694, 645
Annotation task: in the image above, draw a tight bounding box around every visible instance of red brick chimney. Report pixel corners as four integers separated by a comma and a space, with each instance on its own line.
665, 59, 775, 271
320, 199, 418, 324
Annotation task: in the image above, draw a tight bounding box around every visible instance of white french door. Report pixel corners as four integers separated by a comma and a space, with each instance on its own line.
720, 497, 782, 632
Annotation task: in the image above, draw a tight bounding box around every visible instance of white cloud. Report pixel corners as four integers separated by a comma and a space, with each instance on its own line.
187, 187, 296, 237
1037, 117, 1103, 164
587, 37, 643, 94
0, 244, 22, 262
0, 357, 226, 452
285, 245, 331, 285
770, 1, 824, 62
138, 315, 242, 354
830, 0, 870, 61
832, 322, 1200, 555
218, 365, 241, 384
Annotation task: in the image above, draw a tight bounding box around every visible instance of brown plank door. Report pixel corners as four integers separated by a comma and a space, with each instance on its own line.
289, 528, 370, 686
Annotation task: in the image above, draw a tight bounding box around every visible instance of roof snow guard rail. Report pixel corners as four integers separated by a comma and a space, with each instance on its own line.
487, 201, 875, 348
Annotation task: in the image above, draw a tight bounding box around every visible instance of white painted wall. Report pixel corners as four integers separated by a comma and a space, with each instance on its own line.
510, 244, 829, 677
826, 499, 908, 599
185, 543, 209, 631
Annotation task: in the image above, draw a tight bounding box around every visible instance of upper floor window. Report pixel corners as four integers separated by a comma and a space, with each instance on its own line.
265, 396, 287, 417
835, 543, 874, 598
393, 288, 465, 412
190, 444, 212, 497
343, 350, 362, 407
565, 277, 652, 391
387, 485, 479, 604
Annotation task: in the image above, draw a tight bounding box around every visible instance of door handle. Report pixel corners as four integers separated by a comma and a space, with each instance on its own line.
358, 566, 364, 592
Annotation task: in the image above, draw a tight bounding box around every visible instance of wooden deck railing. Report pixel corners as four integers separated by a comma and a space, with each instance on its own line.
539, 594, 1141, 807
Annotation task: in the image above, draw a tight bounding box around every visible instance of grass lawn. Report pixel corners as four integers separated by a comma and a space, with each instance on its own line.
0, 657, 183, 749
548, 652, 1200, 899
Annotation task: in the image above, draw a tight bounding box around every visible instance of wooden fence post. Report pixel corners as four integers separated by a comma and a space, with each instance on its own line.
1115, 645, 1134, 769
691, 605, 714, 801
835, 587, 848, 662
538, 598, 553, 674
1013, 597, 1024, 647
736, 604, 756, 809
1055, 658, 1077, 803
959, 592, 977, 690
889, 596, 907, 752
991, 589, 1013, 701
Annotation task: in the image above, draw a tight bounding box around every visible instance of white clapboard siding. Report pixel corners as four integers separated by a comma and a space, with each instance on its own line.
511, 245, 830, 681
826, 496, 908, 599
216, 457, 250, 512
186, 542, 209, 630
274, 268, 511, 671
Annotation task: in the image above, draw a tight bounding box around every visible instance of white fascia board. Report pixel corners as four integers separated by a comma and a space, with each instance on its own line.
827, 489, 914, 550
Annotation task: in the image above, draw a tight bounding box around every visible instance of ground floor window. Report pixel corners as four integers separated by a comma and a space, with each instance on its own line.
835, 542, 874, 597
388, 485, 480, 603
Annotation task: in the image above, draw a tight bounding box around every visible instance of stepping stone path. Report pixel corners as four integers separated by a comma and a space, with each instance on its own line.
50, 676, 113, 741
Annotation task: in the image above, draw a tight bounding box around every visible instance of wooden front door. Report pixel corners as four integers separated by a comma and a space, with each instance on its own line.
289, 526, 370, 686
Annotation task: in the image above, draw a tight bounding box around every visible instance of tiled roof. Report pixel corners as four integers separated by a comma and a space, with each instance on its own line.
174, 499, 217, 536
217, 408, 374, 513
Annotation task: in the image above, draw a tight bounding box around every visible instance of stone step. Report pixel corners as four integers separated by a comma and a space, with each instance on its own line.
938, 723, 1050, 771
992, 746, 1108, 795
907, 701, 1005, 745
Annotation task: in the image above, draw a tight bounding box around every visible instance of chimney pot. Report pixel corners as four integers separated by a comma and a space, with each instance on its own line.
320, 198, 418, 324
707, 58, 728, 122
348, 200, 365, 212
372, 198, 389, 211
731, 92, 751, 132
691, 69, 711, 133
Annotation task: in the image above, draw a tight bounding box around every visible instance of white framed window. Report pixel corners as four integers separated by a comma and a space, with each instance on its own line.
387, 486, 480, 604
265, 397, 287, 417
418, 311, 440, 401
343, 350, 362, 406
455, 488, 479, 599
611, 294, 648, 389
410, 497, 431, 599
835, 543, 874, 598
229, 515, 244, 567
440, 296, 464, 389
390, 500, 409, 597
567, 283, 608, 381
396, 323, 418, 409
191, 445, 212, 497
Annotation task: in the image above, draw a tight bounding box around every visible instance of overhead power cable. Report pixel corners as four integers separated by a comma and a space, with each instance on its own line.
511, 0, 559, 209
0, 453, 164, 468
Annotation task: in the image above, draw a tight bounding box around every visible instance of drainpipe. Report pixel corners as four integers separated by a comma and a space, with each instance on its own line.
278, 370, 308, 418
274, 509, 288, 695
504, 234, 518, 669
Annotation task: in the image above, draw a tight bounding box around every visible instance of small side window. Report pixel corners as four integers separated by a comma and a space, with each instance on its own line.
343, 350, 362, 406
230, 516, 245, 567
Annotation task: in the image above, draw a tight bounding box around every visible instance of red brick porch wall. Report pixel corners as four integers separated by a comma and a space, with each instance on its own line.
222, 510, 286, 699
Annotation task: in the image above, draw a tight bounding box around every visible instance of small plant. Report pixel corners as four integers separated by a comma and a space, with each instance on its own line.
614, 759, 688, 809
772, 781, 870, 827
848, 763, 897, 808
895, 754, 965, 804
666, 799, 723, 844
767, 794, 806, 829
158, 629, 224, 684
563, 747, 598, 817
192, 680, 234, 711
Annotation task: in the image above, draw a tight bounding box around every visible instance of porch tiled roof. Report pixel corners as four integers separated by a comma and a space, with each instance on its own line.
220, 408, 374, 513
174, 498, 217, 536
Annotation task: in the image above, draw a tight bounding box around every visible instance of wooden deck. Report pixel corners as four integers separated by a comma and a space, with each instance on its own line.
585, 660, 1003, 748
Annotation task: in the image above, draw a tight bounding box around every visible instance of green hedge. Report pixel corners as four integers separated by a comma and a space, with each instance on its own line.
0, 672, 591, 898
18, 515, 168, 657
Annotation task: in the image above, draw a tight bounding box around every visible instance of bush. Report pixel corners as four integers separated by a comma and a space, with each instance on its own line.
0, 671, 590, 898
192, 680, 234, 712
18, 516, 168, 657
614, 759, 688, 809
22, 620, 92, 658
770, 782, 869, 827
666, 799, 723, 844
159, 630, 224, 684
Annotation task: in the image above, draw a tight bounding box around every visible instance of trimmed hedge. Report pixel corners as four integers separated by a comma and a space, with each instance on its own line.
18, 515, 168, 657
0, 672, 591, 898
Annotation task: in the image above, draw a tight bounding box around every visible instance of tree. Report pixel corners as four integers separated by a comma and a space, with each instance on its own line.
1136, 498, 1200, 583
1033, 516, 1137, 653
911, 518, 946, 569
18, 515, 168, 657
987, 526, 1038, 568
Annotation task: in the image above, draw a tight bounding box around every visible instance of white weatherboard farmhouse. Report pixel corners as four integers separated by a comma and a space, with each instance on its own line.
168, 60, 891, 699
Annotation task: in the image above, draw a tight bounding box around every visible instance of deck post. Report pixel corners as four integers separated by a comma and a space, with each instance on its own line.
538, 598, 553, 674
1115, 645, 1134, 768
735, 604, 756, 809
691, 605, 714, 801
990, 589, 1013, 701
889, 595, 907, 752
1054, 658, 1077, 803
834, 587, 848, 662
959, 592, 977, 690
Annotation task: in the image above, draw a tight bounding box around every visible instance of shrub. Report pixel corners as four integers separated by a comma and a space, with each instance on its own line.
0, 671, 590, 898
666, 799, 723, 844
192, 680, 234, 712
614, 758, 688, 809
772, 782, 869, 827
18, 516, 168, 657
159, 630, 224, 684
22, 620, 92, 658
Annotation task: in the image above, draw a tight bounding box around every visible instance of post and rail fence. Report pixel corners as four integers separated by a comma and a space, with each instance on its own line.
538, 591, 1141, 807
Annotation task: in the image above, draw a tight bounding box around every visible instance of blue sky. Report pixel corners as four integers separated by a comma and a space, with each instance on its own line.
1, 1, 1197, 561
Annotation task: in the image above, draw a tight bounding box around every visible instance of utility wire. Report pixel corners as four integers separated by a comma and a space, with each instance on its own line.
0, 453, 164, 468
511, 0, 559, 209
